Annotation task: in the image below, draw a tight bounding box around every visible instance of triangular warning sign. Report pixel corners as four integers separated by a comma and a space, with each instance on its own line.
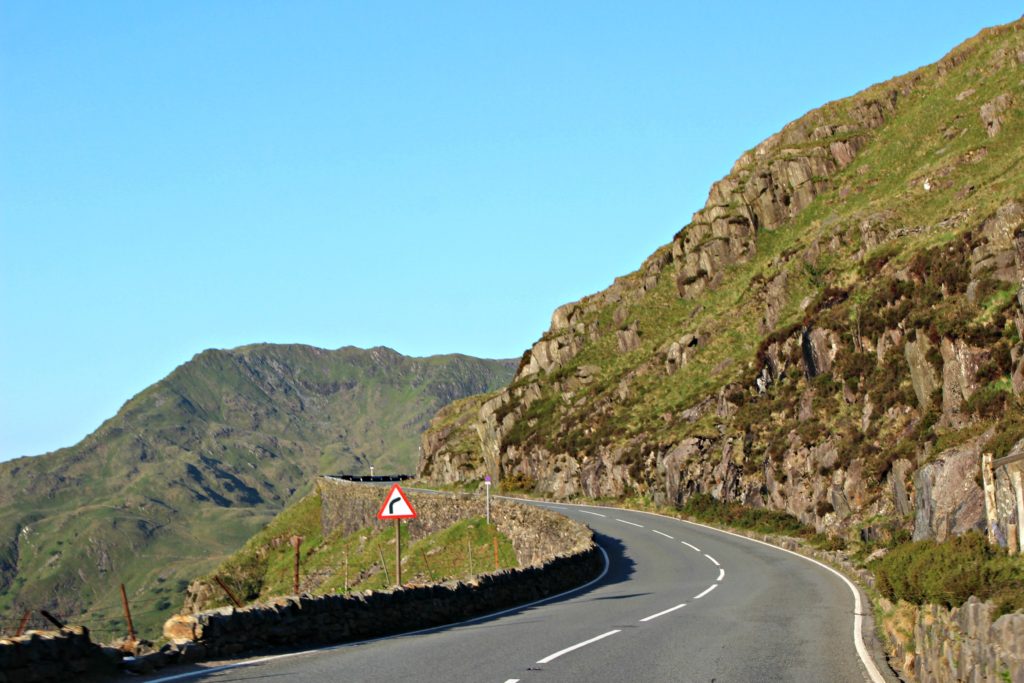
377, 483, 417, 519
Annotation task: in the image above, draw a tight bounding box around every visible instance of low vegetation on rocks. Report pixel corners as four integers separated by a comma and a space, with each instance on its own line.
874, 531, 1024, 613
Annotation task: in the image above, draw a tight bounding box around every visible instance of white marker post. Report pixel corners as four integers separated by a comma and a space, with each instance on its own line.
485, 475, 492, 525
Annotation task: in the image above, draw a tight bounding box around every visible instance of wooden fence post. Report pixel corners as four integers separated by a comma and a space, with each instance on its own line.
120, 583, 136, 643
15, 610, 30, 636
420, 548, 435, 580
291, 536, 302, 594
39, 611, 64, 629
213, 575, 243, 608
377, 544, 391, 585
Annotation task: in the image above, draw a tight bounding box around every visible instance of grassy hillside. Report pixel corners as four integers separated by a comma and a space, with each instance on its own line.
187, 489, 518, 613
0, 344, 515, 639
421, 19, 1024, 554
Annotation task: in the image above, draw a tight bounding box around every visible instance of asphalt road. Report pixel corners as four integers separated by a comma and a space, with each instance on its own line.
145, 500, 887, 683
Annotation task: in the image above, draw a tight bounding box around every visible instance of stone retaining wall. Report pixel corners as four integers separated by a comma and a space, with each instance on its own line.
317, 477, 593, 566
0, 627, 115, 683
881, 596, 1024, 682
164, 547, 601, 659
163, 481, 601, 661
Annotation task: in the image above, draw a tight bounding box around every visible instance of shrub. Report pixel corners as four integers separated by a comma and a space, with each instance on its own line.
680, 493, 811, 537
988, 414, 1024, 459
966, 383, 1009, 419
835, 350, 875, 391
873, 532, 1024, 613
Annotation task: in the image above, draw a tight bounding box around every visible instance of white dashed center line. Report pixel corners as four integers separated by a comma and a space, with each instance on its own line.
652, 530, 674, 539
704, 554, 720, 566
503, 680, 520, 683
580, 510, 607, 518
639, 602, 687, 622
681, 541, 701, 552
717, 567, 725, 581
536, 630, 622, 664
694, 584, 718, 600
615, 518, 644, 527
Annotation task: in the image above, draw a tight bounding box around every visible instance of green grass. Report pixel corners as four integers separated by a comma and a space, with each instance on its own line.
198, 492, 518, 610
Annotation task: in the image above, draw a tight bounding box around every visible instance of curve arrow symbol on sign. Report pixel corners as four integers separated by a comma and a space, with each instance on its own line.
377, 484, 417, 520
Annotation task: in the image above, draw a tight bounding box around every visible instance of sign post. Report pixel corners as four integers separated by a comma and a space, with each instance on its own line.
376, 483, 417, 587
485, 475, 492, 525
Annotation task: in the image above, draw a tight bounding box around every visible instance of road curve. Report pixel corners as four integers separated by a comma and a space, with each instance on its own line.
144, 500, 886, 683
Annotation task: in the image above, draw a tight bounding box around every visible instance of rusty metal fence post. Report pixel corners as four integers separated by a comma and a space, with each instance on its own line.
119, 583, 136, 644
213, 575, 243, 608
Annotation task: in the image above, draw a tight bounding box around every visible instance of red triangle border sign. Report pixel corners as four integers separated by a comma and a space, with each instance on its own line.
377, 483, 417, 520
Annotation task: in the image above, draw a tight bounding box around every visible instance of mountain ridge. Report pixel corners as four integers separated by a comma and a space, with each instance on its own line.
0, 343, 515, 637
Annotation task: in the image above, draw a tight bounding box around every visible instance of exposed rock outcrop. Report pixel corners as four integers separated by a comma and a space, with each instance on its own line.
912, 432, 991, 541
980, 92, 1014, 137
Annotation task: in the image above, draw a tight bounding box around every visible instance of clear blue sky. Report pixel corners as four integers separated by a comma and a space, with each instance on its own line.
2, 2, 1020, 461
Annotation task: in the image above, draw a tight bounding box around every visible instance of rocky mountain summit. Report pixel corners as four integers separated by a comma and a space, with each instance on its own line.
0, 344, 515, 636
419, 20, 1024, 549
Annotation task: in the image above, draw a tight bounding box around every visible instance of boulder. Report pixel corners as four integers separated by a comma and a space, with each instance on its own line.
905, 333, 941, 410
801, 327, 838, 378
912, 431, 991, 541
163, 614, 200, 644
940, 338, 983, 426
980, 92, 1014, 137
616, 325, 641, 353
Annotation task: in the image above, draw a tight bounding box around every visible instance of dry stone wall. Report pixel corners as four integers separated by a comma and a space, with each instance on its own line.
882, 597, 1024, 682
163, 551, 601, 659
163, 480, 600, 662
0, 627, 115, 683
317, 477, 593, 566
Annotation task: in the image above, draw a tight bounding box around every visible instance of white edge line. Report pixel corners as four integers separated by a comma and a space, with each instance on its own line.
693, 584, 717, 600
704, 553, 720, 566
536, 629, 621, 664
639, 602, 687, 622
717, 567, 725, 581
615, 518, 644, 527
652, 529, 674, 539
516, 496, 886, 683
147, 545, 611, 683
658, 513, 885, 683
681, 541, 700, 552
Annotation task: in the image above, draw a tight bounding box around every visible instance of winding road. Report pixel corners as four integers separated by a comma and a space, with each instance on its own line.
144, 500, 889, 683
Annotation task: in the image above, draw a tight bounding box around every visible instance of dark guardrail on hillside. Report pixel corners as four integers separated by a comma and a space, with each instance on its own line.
329, 474, 412, 483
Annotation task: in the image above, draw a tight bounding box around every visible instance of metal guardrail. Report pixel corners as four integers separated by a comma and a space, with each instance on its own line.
993, 451, 1024, 468
327, 474, 412, 483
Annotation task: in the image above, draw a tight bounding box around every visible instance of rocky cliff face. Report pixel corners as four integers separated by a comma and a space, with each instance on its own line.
420, 19, 1024, 547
